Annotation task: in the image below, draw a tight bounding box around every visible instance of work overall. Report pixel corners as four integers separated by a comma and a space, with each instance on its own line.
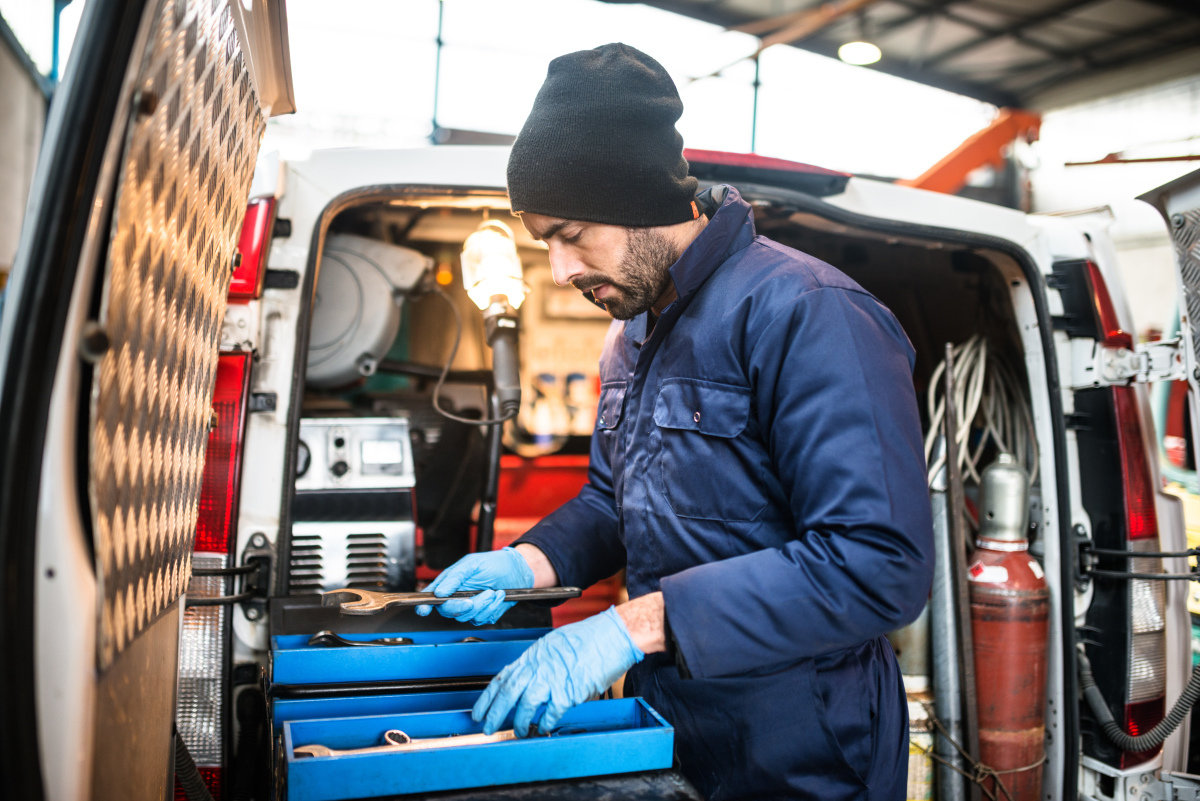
517, 186, 934, 800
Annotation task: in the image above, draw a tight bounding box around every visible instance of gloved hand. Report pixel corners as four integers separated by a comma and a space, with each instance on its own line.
414, 547, 534, 625
472, 606, 644, 736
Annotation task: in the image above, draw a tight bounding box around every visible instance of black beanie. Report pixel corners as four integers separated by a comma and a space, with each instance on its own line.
507, 43, 699, 228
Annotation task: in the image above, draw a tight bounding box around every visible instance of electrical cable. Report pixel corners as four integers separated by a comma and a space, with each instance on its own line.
429, 285, 519, 427
1078, 649, 1200, 752
925, 335, 1039, 489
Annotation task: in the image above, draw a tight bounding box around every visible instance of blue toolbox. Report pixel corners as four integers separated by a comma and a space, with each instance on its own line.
267, 597, 697, 800
283, 699, 675, 801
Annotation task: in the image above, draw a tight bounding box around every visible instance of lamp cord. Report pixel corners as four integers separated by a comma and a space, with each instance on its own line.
430, 285, 519, 427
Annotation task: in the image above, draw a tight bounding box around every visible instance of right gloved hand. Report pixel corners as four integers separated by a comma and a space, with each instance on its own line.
415, 547, 535, 625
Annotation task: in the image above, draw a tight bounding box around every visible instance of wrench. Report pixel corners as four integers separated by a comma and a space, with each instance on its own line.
320, 586, 582, 616
307, 631, 414, 648
294, 728, 529, 758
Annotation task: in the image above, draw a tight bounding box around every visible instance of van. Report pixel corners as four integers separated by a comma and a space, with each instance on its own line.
4, 1, 1200, 799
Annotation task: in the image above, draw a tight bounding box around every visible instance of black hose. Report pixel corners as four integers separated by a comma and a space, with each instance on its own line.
1078, 649, 1200, 752
173, 726, 215, 801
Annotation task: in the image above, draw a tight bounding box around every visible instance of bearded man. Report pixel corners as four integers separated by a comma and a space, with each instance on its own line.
417, 43, 933, 801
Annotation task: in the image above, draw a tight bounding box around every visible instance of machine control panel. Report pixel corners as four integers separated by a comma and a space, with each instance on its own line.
296, 417, 416, 491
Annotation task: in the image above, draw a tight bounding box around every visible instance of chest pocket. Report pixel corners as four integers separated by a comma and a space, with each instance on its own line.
653, 378, 767, 521
597, 382, 627, 431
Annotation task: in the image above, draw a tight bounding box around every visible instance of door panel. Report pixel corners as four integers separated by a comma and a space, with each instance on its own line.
89, 0, 266, 671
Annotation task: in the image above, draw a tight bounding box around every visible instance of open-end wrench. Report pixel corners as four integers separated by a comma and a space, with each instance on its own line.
307, 631, 415, 648
294, 728, 529, 758
320, 586, 582, 616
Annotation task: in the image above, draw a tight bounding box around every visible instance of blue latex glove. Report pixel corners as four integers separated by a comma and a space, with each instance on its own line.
414, 547, 534, 625
472, 606, 644, 736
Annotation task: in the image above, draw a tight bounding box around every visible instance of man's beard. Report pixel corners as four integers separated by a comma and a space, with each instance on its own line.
572, 228, 681, 320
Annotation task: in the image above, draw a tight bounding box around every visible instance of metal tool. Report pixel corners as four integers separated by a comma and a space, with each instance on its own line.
320, 586, 582, 615
295, 728, 532, 758
307, 631, 415, 648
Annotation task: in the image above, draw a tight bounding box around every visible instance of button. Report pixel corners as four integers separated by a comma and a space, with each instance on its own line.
599, 417, 606, 426
694, 411, 701, 423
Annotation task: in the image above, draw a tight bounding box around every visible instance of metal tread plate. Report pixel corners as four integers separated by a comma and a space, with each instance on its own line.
90, 0, 265, 669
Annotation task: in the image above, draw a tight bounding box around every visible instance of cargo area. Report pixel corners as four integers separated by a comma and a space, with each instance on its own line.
245, 187, 1060, 800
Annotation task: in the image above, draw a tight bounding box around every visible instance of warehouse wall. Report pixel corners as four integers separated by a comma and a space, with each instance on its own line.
1032, 75, 1200, 339
0, 20, 47, 285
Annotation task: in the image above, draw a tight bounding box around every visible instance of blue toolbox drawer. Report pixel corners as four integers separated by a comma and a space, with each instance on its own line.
272, 690, 482, 732
270, 628, 551, 685
283, 697, 675, 801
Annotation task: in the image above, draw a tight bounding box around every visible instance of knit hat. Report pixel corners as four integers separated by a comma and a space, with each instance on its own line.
507, 43, 699, 227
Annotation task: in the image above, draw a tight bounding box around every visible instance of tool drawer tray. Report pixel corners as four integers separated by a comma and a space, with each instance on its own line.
270, 628, 551, 684
283, 698, 675, 801
272, 690, 483, 733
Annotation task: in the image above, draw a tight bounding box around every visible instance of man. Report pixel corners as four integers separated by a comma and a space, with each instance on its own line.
416, 43, 933, 800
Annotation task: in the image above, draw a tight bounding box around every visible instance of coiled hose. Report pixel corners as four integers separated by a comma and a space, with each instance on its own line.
174, 725, 215, 801
1078, 649, 1200, 751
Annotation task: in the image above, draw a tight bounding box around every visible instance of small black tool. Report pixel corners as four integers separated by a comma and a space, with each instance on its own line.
307, 631, 415, 648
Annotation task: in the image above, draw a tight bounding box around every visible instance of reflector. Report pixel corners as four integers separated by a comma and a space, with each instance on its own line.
177, 553, 228, 768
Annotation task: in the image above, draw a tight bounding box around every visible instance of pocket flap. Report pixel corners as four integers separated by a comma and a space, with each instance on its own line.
596, 382, 628, 431
653, 379, 750, 438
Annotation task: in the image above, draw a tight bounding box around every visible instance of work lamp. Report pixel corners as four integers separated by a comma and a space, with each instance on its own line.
460, 219, 528, 420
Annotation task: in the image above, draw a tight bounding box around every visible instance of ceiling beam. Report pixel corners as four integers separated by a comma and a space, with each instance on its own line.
990, 14, 1192, 82
694, 0, 884, 80
922, 0, 1098, 69
1016, 29, 1200, 99
889, 0, 1077, 61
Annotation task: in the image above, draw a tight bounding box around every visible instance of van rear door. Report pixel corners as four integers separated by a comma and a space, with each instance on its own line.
1141, 169, 1200, 472
0, 1, 291, 799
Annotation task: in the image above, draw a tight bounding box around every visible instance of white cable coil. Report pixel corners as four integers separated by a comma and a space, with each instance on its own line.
924, 335, 1039, 489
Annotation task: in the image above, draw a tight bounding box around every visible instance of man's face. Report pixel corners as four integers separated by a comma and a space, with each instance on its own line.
519, 213, 682, 320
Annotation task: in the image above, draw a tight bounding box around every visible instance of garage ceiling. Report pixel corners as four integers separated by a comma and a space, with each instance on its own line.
606, 0, 1200, 109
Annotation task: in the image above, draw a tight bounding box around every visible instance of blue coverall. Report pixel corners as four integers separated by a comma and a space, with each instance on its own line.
515, 185, 934, 800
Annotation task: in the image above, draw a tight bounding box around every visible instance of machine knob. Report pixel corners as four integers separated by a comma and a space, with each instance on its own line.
330, 460, 349, 478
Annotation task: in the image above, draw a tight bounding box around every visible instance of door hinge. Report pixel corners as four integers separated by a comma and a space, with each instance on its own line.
1069, 336, 1186, 389
1144, 771, 1200, 801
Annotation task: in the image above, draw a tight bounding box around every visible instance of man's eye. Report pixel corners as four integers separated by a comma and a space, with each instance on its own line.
562, 231, 582, 244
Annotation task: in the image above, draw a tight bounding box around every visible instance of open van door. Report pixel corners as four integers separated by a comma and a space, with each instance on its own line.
1141, 170, 1200, 482
0, 1, 291, 800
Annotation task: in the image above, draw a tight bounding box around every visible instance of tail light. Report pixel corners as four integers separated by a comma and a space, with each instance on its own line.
1085, 260, 1134, 351
176, 352, 252, 798
1113, 385, 1166, 767
229, 197, 276, 301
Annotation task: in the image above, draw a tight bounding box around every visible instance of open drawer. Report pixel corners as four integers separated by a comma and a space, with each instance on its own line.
270, 628, 551, 685
282, 698, 675, 801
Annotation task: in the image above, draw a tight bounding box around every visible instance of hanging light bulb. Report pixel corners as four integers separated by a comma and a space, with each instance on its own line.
460, 219, 527, 311
458, 218, 527, 421
838, 41, 881, 65
839, 9, 882, 66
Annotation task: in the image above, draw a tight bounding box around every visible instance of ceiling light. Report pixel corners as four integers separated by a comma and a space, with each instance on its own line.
838, 41, 881, 66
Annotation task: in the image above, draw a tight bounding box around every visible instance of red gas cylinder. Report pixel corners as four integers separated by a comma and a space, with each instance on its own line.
969, 453, 1049, 801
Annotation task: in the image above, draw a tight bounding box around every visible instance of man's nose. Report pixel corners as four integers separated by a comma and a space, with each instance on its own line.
547, 243, 586, 287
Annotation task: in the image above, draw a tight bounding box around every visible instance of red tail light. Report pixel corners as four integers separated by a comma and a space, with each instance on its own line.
194, 353, 252, 552
1113, 386, 1158, 541
1113, 385, 1166, 766
1122, 698, 1166, 769
174, 767, 223, 801
1085, 260, 1134, 351
229, 197, 276, 301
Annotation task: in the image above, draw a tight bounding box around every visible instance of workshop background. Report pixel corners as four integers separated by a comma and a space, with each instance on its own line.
2, 0, 1197, 329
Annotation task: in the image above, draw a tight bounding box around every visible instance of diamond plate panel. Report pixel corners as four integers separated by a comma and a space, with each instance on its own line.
1175, 209, 1200, 368
91, 0, 265, 669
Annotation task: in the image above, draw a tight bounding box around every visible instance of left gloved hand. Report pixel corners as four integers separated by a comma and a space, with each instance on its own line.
472, 606, 644, 736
